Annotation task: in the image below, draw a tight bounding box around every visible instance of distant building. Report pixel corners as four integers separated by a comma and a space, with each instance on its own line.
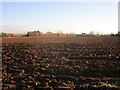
27, 31, 41, 37
75, 33, 95, 37
45, 32, 57, 36
75, 33, 86, 36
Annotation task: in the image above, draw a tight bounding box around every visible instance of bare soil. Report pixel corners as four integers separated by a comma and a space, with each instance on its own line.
1, 36, 120, 89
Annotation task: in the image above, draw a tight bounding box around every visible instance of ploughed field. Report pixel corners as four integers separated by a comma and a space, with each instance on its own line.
2, 37, 120, 89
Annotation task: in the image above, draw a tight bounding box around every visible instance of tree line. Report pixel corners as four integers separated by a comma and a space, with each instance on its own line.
0, 31, 120, 37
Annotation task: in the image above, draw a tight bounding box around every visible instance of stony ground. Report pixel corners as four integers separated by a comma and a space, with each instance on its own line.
1, 37, 120, 89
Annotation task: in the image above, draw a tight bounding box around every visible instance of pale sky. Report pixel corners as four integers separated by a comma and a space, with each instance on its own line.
1, 1, 118, 34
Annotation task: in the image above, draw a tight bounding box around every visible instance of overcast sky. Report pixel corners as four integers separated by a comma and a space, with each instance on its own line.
1, 2, 118, 34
